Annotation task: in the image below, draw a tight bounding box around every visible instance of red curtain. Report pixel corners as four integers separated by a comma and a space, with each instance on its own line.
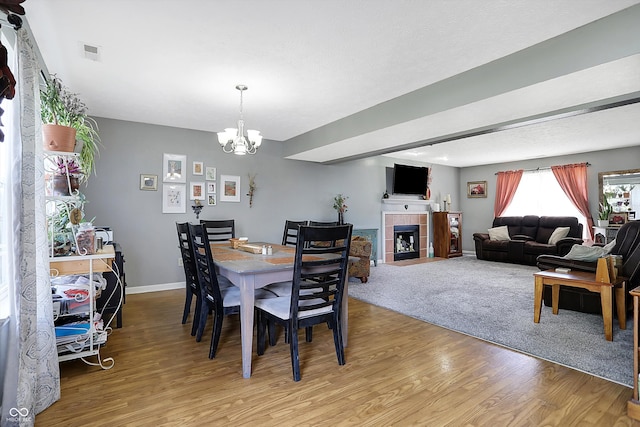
551, 162, 594, 240
494, 170, 523, 217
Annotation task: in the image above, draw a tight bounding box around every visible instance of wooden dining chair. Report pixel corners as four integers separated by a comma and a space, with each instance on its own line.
200, 219, 235, 242
176, 222, 201, 336
188, 223, 243, 357
255, 224, 353, 381
282, 220, 308, 246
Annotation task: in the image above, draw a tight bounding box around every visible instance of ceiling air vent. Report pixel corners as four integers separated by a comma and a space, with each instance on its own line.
81, 43, 101, 61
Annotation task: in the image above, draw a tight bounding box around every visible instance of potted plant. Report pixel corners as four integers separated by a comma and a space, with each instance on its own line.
598, 198, 612, 227
333, 194, 348, 224
41, 74, 101, 181
51, 157, 83, 196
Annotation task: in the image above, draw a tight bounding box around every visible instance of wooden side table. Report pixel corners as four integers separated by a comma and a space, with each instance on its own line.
533, 258, 626, 341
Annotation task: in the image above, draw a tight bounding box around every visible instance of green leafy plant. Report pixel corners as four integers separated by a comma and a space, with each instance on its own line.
599, 198, 613, 220
333, 194, 348, 213
40, 74, 101, 182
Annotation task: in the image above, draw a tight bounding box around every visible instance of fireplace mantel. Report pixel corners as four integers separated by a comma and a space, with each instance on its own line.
382, 198, 434, 212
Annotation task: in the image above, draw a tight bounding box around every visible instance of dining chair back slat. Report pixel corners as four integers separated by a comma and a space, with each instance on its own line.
200, 219, 235, 242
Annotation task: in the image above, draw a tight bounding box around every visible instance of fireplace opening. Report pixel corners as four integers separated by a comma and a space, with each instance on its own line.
394, 224, 420, 261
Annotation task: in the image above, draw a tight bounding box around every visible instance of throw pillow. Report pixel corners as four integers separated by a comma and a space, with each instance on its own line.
488, 225, 510, 241
548, 227, 570, 245
563, 244, 609, 261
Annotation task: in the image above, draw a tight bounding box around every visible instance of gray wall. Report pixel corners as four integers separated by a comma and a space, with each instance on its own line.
83, 117, 638, 289
83, 118, 457, 289
459, 145, 640, 252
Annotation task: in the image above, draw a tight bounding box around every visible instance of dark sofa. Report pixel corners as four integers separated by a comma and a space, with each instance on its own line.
473, 215, 583, 265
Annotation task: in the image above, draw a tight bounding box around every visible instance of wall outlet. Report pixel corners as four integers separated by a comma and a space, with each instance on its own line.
178, 257, 183, 267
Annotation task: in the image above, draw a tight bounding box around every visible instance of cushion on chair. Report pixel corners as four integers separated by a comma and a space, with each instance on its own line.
255, 295, 333, 320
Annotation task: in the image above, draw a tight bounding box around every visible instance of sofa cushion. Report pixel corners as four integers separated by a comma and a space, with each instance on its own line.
488, 225, 510, 241
548, 227, 570, 245
524, 241, 555, 257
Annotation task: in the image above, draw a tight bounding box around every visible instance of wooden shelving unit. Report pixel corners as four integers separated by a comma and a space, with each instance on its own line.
433, 211, 462, 258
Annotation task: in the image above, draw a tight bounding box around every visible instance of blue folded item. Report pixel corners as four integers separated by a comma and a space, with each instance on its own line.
55, 323, 90, 337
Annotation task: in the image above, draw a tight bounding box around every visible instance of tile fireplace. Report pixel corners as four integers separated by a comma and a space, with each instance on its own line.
382, 212, 429, 263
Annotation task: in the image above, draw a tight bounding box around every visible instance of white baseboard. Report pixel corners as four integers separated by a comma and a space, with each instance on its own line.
127, 282, 184, 294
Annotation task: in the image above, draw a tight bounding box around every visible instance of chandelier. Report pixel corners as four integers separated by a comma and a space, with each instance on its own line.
217, 85, 262, 155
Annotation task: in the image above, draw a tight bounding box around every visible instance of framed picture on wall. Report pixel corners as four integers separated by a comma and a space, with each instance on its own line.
162, 153, 186, 183
162, 184, 186, 213
190, 182, 205, 200
219, 175, 241, 202
467, 181, 487, 198
206, 167, 216, 181
192, 161, 204, 175
207, 182, 216, 194
208, 194, 217, 206
139, 174, 158, 191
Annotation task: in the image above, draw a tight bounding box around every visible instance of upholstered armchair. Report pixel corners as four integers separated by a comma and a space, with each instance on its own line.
348, 236, 372, 283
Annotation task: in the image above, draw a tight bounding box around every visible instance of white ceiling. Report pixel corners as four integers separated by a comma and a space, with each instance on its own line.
23, 0, 640, 167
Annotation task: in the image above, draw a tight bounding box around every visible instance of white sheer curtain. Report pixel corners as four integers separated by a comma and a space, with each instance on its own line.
1, 28, 60, 426
502, 169, 588, 239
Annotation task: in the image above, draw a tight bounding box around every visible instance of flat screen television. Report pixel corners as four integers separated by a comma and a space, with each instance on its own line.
392, 163, 428, 195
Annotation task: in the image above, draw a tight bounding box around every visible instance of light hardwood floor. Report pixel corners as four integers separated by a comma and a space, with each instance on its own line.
36, 289, 638, 426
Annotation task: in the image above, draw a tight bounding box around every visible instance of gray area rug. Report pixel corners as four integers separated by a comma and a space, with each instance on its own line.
348, 255, 633, 387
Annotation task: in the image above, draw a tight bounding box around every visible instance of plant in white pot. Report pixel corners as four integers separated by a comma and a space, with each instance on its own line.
598, 198, 613, 227
41, 75, 101, 182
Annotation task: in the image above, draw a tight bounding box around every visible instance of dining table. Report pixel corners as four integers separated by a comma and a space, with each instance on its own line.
210, 242, 349, 378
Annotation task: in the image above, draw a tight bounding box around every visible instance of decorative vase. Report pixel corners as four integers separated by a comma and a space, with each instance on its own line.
597, 219, 609, 227
52, 174, 80, 196
43, 124, 76, 152
338, 212, 344, 225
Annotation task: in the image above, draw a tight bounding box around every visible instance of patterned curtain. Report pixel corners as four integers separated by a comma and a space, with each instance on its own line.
551, 162, 594, 240
494, 170, 523, 218
2, 29, 60, 426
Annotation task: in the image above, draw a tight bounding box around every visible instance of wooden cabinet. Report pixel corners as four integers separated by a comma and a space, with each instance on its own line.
433, 211, 462, 258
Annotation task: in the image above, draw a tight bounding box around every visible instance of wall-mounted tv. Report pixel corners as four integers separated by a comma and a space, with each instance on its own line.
392, 163, 428, 195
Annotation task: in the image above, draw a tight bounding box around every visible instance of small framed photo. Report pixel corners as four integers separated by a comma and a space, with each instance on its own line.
162, 184, 186, 213
467, 181, 487, 198
207, 182, 217, 194
609, 212, 628, 226
219, 175, 241, 202
628, 211, 636, 220
192, 161, 204, 175
206, 167, 216, 181
163, 153, 186, 183
207, 194, 217, 206
140, 174, 158, 191
190, 181, 205, 200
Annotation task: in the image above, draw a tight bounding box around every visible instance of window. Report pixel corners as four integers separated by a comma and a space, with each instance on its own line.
502, 169, 588, 238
